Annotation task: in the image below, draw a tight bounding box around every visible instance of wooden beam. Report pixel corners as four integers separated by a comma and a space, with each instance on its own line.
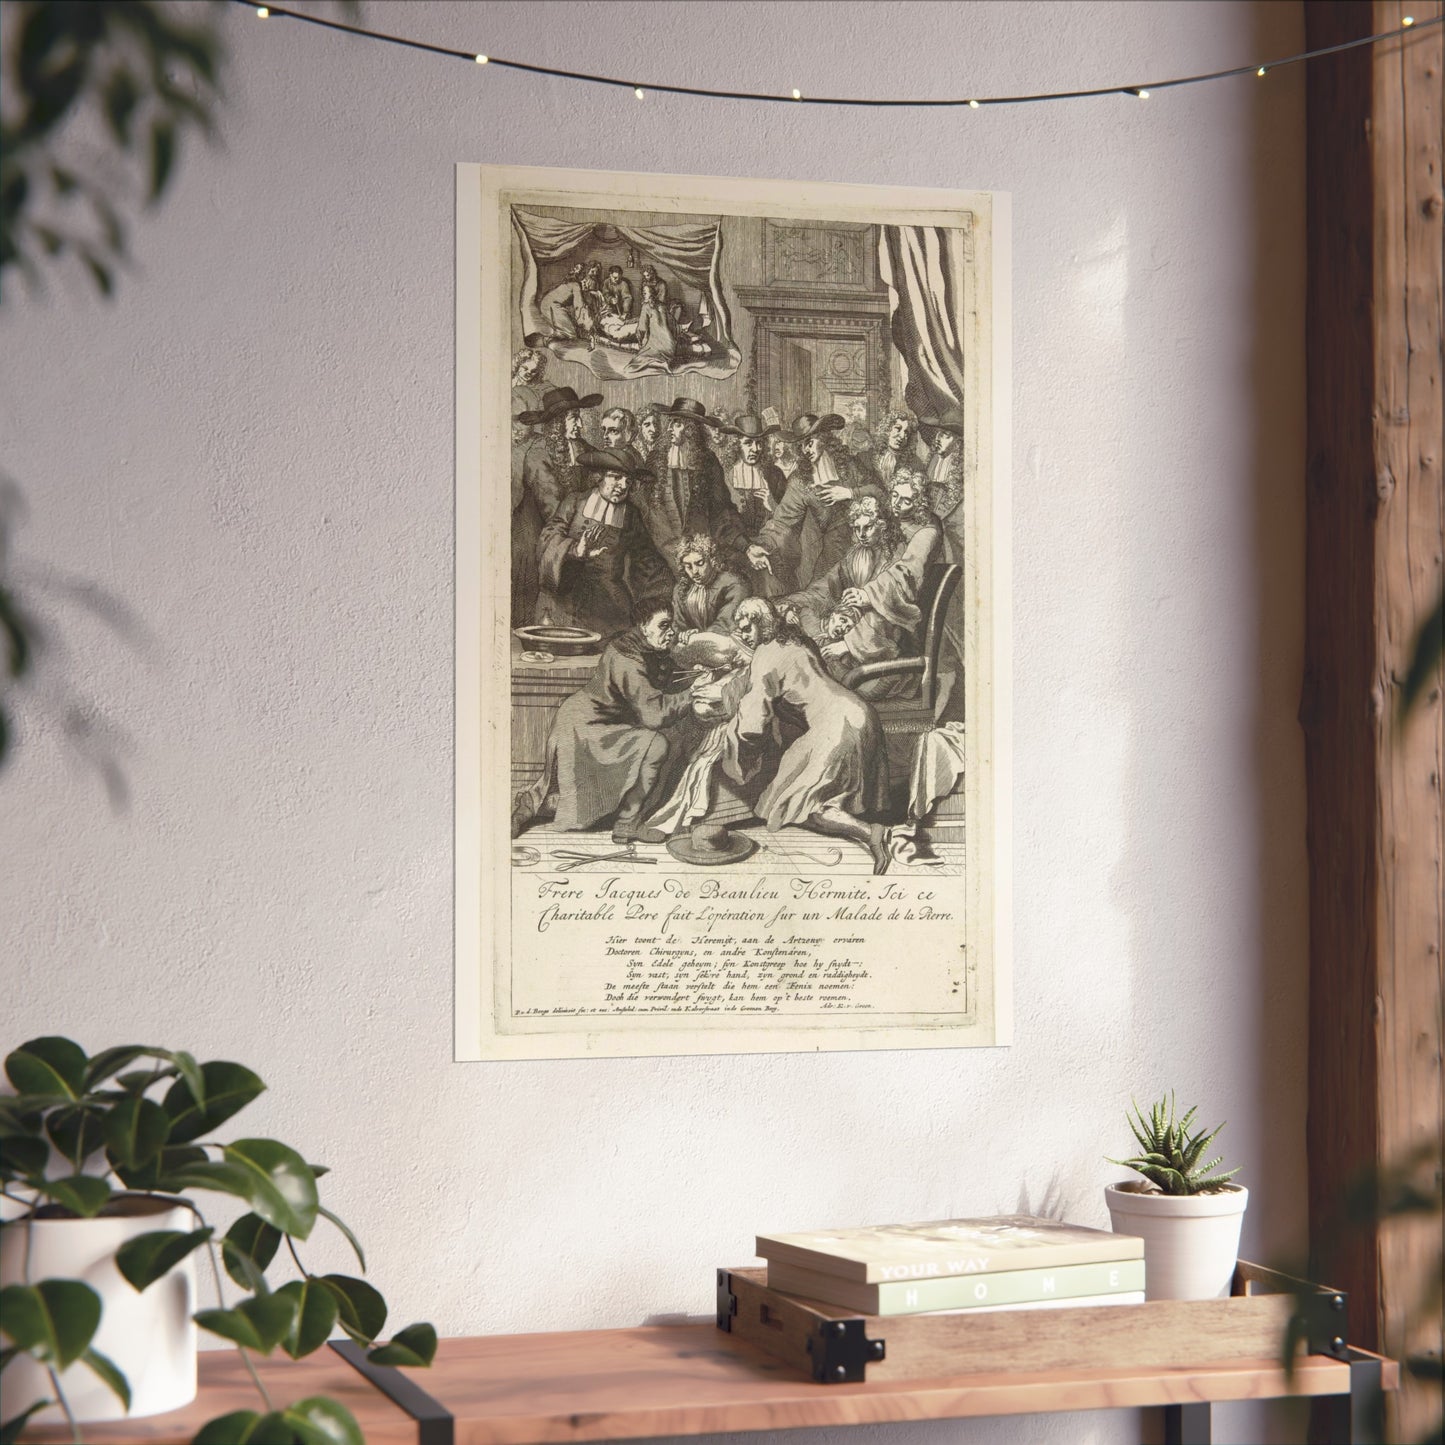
1303, 2, 1444, 1440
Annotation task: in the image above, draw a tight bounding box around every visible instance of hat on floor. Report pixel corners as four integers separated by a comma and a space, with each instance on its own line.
666, 822, 758, 866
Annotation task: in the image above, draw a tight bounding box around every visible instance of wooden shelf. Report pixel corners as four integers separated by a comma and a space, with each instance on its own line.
19, 1321, 1398, 1445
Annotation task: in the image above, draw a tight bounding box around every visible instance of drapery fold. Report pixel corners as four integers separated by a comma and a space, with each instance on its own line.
879, 225, 966, 422
512, 210, 740, 381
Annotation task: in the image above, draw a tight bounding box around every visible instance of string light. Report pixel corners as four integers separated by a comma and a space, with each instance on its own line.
234, 2, 1440, 110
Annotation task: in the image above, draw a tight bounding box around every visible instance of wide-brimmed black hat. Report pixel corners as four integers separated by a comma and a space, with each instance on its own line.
789, 412, 847, 442
516, 386, 604, 425
917, 408, 965, 440
720, 412, 780, 440
658, 397, 723, 425
577, 447, 655, 482
665, 822, 758, 866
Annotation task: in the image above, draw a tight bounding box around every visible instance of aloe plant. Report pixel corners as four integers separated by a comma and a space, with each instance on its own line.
0, 1036, 435, 1444
1108, 1091, 1241, 1196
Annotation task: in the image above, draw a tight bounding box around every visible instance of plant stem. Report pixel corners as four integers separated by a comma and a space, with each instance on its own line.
45, 1364, 81, 1445
201, 1223, 272, 1412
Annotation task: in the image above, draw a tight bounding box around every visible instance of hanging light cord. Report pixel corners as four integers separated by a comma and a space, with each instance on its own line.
236, 2, 1438, 108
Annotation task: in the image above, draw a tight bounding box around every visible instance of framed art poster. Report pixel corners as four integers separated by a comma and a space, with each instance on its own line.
456, 164, 1010, 1060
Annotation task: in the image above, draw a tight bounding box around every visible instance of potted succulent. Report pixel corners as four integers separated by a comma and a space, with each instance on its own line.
1104, 1092, 1248, 1301
0, 1036, 436, 1443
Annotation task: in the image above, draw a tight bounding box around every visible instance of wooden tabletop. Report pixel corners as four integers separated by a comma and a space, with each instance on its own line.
20, 1323, 1399, 1445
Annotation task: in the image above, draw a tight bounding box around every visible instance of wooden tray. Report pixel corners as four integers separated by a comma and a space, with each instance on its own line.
717, 1260, 1354, 1384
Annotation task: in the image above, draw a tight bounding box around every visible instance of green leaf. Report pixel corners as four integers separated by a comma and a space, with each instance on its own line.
276, 1278, 339, 1359
317, 1275, 385, 1346
113, 1142, 207, 1192
0, 1280, 101, 1368
5, 1037, 87, 1099
367, 1322, 437, 1368
0, 1134, 48, 1180
81, 1346, 131, 1409
222, 1213, 281, 1289
282, 1397, 364, 1445
116, 1226, 213, 1291
85, 1046, 199, 1105
0, 1400, 53, 1444
35, 1173, 112, 1216
192, 1410, 298, 1445
46, 1104, 108, 1167
194, 1292, 298, 1355
318, 1206, 365, 1272
82, 253, 113, 297
103, 1094, 171, 1168
220, 1139, 318, 1240
162, 1061, 264, 1144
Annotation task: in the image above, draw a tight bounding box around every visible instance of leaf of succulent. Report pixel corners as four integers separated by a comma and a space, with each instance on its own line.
221, 1139, 319, 1240
317, 1274, 386, 1346
195, 1291, 299, 1355
115, 1226, 214, 1291
34, 1173, 113, 1216
1113, 1092, 1239, 1196
367, 1322, 438, 1369
5, 1036, 88, 1099
103, 1094, 171, 1169
80, 1345, 132, 1409
223, 1213, 282, 1290
161, 1060, 265, 1145
282, 1396, 366, 1445
318, 1205, 366, 1273
0, 1280, 101, 1368
276, 1278, 340, 1359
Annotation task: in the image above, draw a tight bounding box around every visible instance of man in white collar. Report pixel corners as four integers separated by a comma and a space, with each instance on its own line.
535, 448, 669, 637
720, 413, 786, 535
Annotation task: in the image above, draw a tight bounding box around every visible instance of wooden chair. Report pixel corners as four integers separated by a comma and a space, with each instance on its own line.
841, 561, 962, 737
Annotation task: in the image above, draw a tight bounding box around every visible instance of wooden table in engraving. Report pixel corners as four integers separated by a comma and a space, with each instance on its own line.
18, 1321, 1397, 1445
509, 639, 600, 792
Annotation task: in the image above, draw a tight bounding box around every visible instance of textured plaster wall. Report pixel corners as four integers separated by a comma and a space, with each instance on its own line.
1, 2, 1307, 1441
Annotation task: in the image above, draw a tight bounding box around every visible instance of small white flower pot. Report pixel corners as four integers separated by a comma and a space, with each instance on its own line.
0, 1194, 198, 1423
1104, 1180, 1249, 1301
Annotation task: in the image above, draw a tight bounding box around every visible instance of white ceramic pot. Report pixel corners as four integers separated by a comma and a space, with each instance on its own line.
1104, 1181, 1249, 1301
0, 1194, 198, 1422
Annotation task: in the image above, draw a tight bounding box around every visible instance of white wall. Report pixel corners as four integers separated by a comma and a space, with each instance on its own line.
1, 2, 1307, 1441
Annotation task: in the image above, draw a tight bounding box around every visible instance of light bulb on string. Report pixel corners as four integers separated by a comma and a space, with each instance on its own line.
255, 4, 268, 14
1257, 66, 1267, 77
1402, 14, 1415, 24
792, 88, 802, 100
1136, 89, 1149, 100
968, 99, 980, 109
634, 87, 645, 100
475, 53, 488, 64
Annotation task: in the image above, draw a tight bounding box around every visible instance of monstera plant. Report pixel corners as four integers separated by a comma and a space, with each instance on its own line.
0, 1036, 435, 1443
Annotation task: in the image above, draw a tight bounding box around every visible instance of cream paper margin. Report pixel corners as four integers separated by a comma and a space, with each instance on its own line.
455, 164, 1012, 1060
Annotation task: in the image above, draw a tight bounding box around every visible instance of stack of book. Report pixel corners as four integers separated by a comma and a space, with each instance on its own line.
756, 1215, 1145, 1316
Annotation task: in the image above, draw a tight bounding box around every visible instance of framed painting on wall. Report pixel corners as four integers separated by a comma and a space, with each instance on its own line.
456, 163, 1011, 1060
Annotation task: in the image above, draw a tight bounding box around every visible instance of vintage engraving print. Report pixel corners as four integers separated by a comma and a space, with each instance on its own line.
456, 164, 1011, 1059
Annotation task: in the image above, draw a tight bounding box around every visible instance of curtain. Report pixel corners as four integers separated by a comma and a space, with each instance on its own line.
879, 225, 966, 421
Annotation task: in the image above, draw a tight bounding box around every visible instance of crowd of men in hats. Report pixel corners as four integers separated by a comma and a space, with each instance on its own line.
507, 361, 967, 872
509, 355, 967, 663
